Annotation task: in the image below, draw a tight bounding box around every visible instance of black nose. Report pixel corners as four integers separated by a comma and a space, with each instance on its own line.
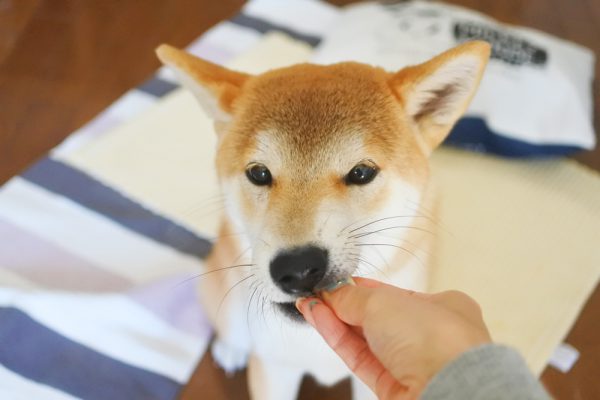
270, 246, 328, 295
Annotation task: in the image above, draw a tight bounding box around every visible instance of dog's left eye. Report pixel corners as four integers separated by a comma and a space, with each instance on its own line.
246, 163, 272, 186
345, 162, 379, 185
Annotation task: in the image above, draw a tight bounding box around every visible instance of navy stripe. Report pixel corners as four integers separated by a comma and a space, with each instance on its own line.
445, 117, 582, 157
230, 13, 321, 47
0, 307, 180, 400
21, 158, 212, 259
137, 77, 179, 98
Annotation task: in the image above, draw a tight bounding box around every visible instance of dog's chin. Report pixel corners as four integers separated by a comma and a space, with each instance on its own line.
274, 302, 305, 322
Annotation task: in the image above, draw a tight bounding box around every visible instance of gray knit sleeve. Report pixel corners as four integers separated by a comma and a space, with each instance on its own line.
420, 344, 552, 400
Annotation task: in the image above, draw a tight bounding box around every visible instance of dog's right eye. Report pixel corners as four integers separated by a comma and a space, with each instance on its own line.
246, 163, 272, 186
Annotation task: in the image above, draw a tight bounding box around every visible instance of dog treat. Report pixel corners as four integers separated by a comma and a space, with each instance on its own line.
320, 276, 356, 293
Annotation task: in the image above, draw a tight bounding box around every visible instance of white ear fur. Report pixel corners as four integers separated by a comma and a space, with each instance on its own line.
405, 55, 482, 126
391, 41, 491, 153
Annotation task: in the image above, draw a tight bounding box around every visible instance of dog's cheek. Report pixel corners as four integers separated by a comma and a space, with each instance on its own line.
219, 180, 252, 237
343, 177, 423, 276
233, 185, 286, 297
225, 181, 267, 234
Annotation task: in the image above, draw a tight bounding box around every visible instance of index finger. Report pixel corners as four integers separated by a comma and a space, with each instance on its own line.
297, 298, 409, 399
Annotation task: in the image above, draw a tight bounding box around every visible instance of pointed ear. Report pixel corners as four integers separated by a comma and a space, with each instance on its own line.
389, 41, 491, 154
156, 44, 251, 122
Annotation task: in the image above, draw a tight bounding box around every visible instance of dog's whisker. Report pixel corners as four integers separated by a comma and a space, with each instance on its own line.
352, 256, 379, 274
258, 284, 268, 327
356, 243, 425, 266
179, 195, 226, 217
182, 199, 225, 215
343, 215, 409, 235
337, 214, 378, 237
254, 236, 271, 248
361, 255, 390, 280
343, 253, 365, 273
403, 199, 453, 234
182, 205, 227, 221
171, 263, 256, 289
347, 215, 436, 235
181, 193, 225, 210
404, 198, 438, 220
349, 224, 436, 239
345, 251, 362, 258
348, 255, 388, 280
246, 280, 261, 332
216, 274, 255, 324
204, 230, 249, 242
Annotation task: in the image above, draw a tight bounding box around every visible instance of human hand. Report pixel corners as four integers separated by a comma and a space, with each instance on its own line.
296, 278, 491, 400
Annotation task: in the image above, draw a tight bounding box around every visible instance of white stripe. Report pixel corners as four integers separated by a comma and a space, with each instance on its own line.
0, 269, 37, 290
0, 364, 78, 400
0, 178, 201, 283
0, 289, 207, 383
243, 0, 339, 37
51, 111, 121, 157
188, 22, 263, 60
52, 90, 157, 158
101, 89, 156, 121
157, 66, 178, 83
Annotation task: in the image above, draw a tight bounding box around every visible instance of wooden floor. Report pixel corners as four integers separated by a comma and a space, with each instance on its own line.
1, 1, 599, 399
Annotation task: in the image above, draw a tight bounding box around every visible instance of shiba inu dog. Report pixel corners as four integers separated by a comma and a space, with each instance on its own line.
157, 40, 490, 399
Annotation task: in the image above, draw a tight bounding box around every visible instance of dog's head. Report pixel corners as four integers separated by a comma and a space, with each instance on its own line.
157, 42, 490, 316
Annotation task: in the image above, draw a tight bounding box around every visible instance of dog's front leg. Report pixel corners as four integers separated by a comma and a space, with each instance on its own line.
247, 354, 304, 400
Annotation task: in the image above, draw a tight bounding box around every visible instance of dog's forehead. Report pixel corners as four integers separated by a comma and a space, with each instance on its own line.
228, 63, 406, 166
250, 129, 365, 177
217, 62, 428, 185
239, 63, 398, 136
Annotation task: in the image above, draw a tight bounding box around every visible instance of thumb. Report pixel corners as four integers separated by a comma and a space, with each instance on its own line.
320, 282, 374, 326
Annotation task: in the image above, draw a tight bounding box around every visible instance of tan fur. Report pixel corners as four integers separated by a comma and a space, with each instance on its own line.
156, 45, 249, 115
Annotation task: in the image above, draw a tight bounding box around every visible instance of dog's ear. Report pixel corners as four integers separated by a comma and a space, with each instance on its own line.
389, 41, 490, 154
156, 44, 250, 122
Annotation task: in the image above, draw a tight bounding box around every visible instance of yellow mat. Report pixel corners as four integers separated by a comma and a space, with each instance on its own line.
429, 149, 600, 374
58, 32, 600, 375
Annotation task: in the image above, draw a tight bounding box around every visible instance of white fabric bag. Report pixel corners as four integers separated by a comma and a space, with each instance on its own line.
312, 1, 596, 156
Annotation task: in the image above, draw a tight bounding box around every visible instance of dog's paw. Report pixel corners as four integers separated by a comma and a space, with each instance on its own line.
211, 339, 249, 375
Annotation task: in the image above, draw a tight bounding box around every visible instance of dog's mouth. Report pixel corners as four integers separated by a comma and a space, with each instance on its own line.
272, 273, 351, 322
274, 301, 304, 322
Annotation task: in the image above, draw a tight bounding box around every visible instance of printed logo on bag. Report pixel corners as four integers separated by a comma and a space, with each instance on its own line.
454, 22, 548, 67
383, 3, 548, 67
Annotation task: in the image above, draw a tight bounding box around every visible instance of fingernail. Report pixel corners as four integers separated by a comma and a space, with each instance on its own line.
321, 276, 355, 293
295, 297, 306, 312
308, 299, 320, 310
295, 297, 318, 326
295, 297, 320, 312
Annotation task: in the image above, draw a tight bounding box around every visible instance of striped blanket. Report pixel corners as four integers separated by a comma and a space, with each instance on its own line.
0, 1, 336, 399
2, 0, 599, 399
